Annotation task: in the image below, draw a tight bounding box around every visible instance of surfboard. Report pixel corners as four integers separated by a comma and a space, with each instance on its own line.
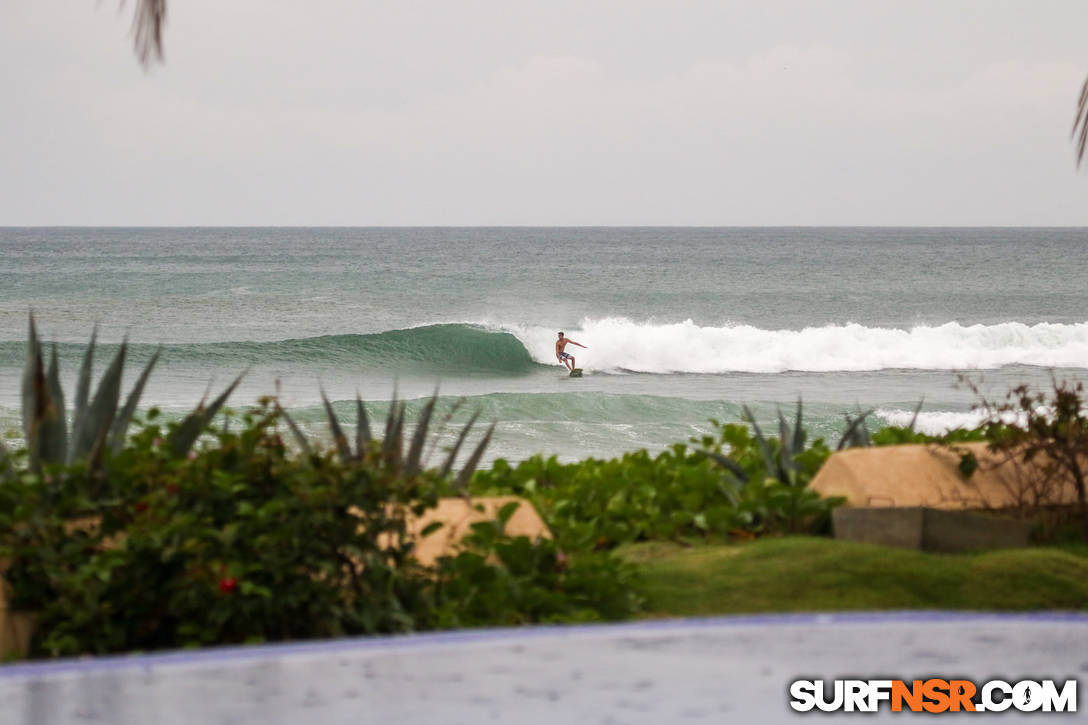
569, 368, 583, 378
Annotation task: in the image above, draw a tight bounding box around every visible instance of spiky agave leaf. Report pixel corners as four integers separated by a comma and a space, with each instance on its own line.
425, 396, 465, 466
792, 398, 805, 458
0, 434, 9, 481
108, 347, 161, 454
439, 409, 479, 479
742, 404, 780, 481
381, 400, 407, 471
381, 387, 398, 465
355, 394, 372, 461
837, 409, 875, 451
167, 371, 245, 458
22, 345, 46, 473
858, 414, 873, 445
40, 344, 68, 466
321, 388, 352, 462
388, 402, 406, 470
20, 314, 41, 442
698, 449, 751, 484
21, 325, 67, 471
70, 325, 97, 451
715, 469, 745, 506
777, 406, 797, 472
70, 341, 128, 465
454, 422, 495, 490
907, 397, 925, 433
274, 402, 313, 458
404, 394, 437, 478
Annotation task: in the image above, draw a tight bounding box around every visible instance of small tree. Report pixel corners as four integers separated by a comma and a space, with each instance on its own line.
970, 376, 1088, 535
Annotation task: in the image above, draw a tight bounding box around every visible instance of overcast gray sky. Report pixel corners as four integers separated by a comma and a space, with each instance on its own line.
2, 1, 1088, 225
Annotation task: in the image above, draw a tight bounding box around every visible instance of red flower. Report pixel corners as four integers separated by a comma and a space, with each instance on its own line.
218, 577, 237, 594
165, 483, 179, 494
134, 501, 149, 513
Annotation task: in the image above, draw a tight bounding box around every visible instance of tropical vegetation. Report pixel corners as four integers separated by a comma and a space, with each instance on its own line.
468, 403, 842, 553
0, 319, 637, 659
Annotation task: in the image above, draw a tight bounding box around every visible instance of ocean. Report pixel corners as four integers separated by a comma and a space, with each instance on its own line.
2, 227, 1086, 464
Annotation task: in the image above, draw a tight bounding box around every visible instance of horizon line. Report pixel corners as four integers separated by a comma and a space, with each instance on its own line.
4, 224, 1088, 230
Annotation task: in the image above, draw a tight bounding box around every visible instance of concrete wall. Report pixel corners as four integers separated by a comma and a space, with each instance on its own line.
832, 507, 1032, 552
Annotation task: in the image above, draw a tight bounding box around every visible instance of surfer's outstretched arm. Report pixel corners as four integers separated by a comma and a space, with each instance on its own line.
568, 339, 587, 348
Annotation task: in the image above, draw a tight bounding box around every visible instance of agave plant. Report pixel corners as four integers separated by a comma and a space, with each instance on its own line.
13, 314, 243, 475
837, 408, 876, 450
698, 400, 808, 489
745, 400, 808, 487
277, 387, 494, 488
701, 399, 880, 487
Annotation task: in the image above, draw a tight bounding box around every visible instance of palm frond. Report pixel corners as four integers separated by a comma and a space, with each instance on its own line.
128, 0, 167, 67
1074, 74, 1088, 168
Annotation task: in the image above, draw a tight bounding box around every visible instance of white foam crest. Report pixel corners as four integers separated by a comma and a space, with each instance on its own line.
499, 318, 1088, 374
875, 406, 1044, 435
874, 408, 987, 435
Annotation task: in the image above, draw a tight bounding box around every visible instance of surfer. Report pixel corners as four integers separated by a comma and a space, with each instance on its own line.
555, 332, 586, 372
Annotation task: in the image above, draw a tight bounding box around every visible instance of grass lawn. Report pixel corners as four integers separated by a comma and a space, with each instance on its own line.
618, 537, 1088, 617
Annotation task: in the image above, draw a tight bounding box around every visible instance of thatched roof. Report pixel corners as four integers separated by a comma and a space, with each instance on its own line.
810, 442, 1081, 510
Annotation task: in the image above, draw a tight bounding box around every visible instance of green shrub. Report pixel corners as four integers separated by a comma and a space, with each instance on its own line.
471, 445, 736, 552
695, 409, 837, 536
470, 409, 841, 552
432, 501, 642, 626
0, 402, 640, 659
869, 425, 987, 446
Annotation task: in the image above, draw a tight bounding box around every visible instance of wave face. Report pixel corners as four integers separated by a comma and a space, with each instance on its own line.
0, 324, 538, 375
505, 318, 1088, 373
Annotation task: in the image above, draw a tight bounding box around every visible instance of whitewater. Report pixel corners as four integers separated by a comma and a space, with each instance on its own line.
501, 318, 1088, 373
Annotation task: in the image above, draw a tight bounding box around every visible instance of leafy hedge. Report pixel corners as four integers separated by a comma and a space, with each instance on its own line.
469, 418, 839, 552
0, 402, 640, 659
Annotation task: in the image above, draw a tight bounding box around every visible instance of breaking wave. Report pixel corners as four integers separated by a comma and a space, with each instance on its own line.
503, 318, 1088, 373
